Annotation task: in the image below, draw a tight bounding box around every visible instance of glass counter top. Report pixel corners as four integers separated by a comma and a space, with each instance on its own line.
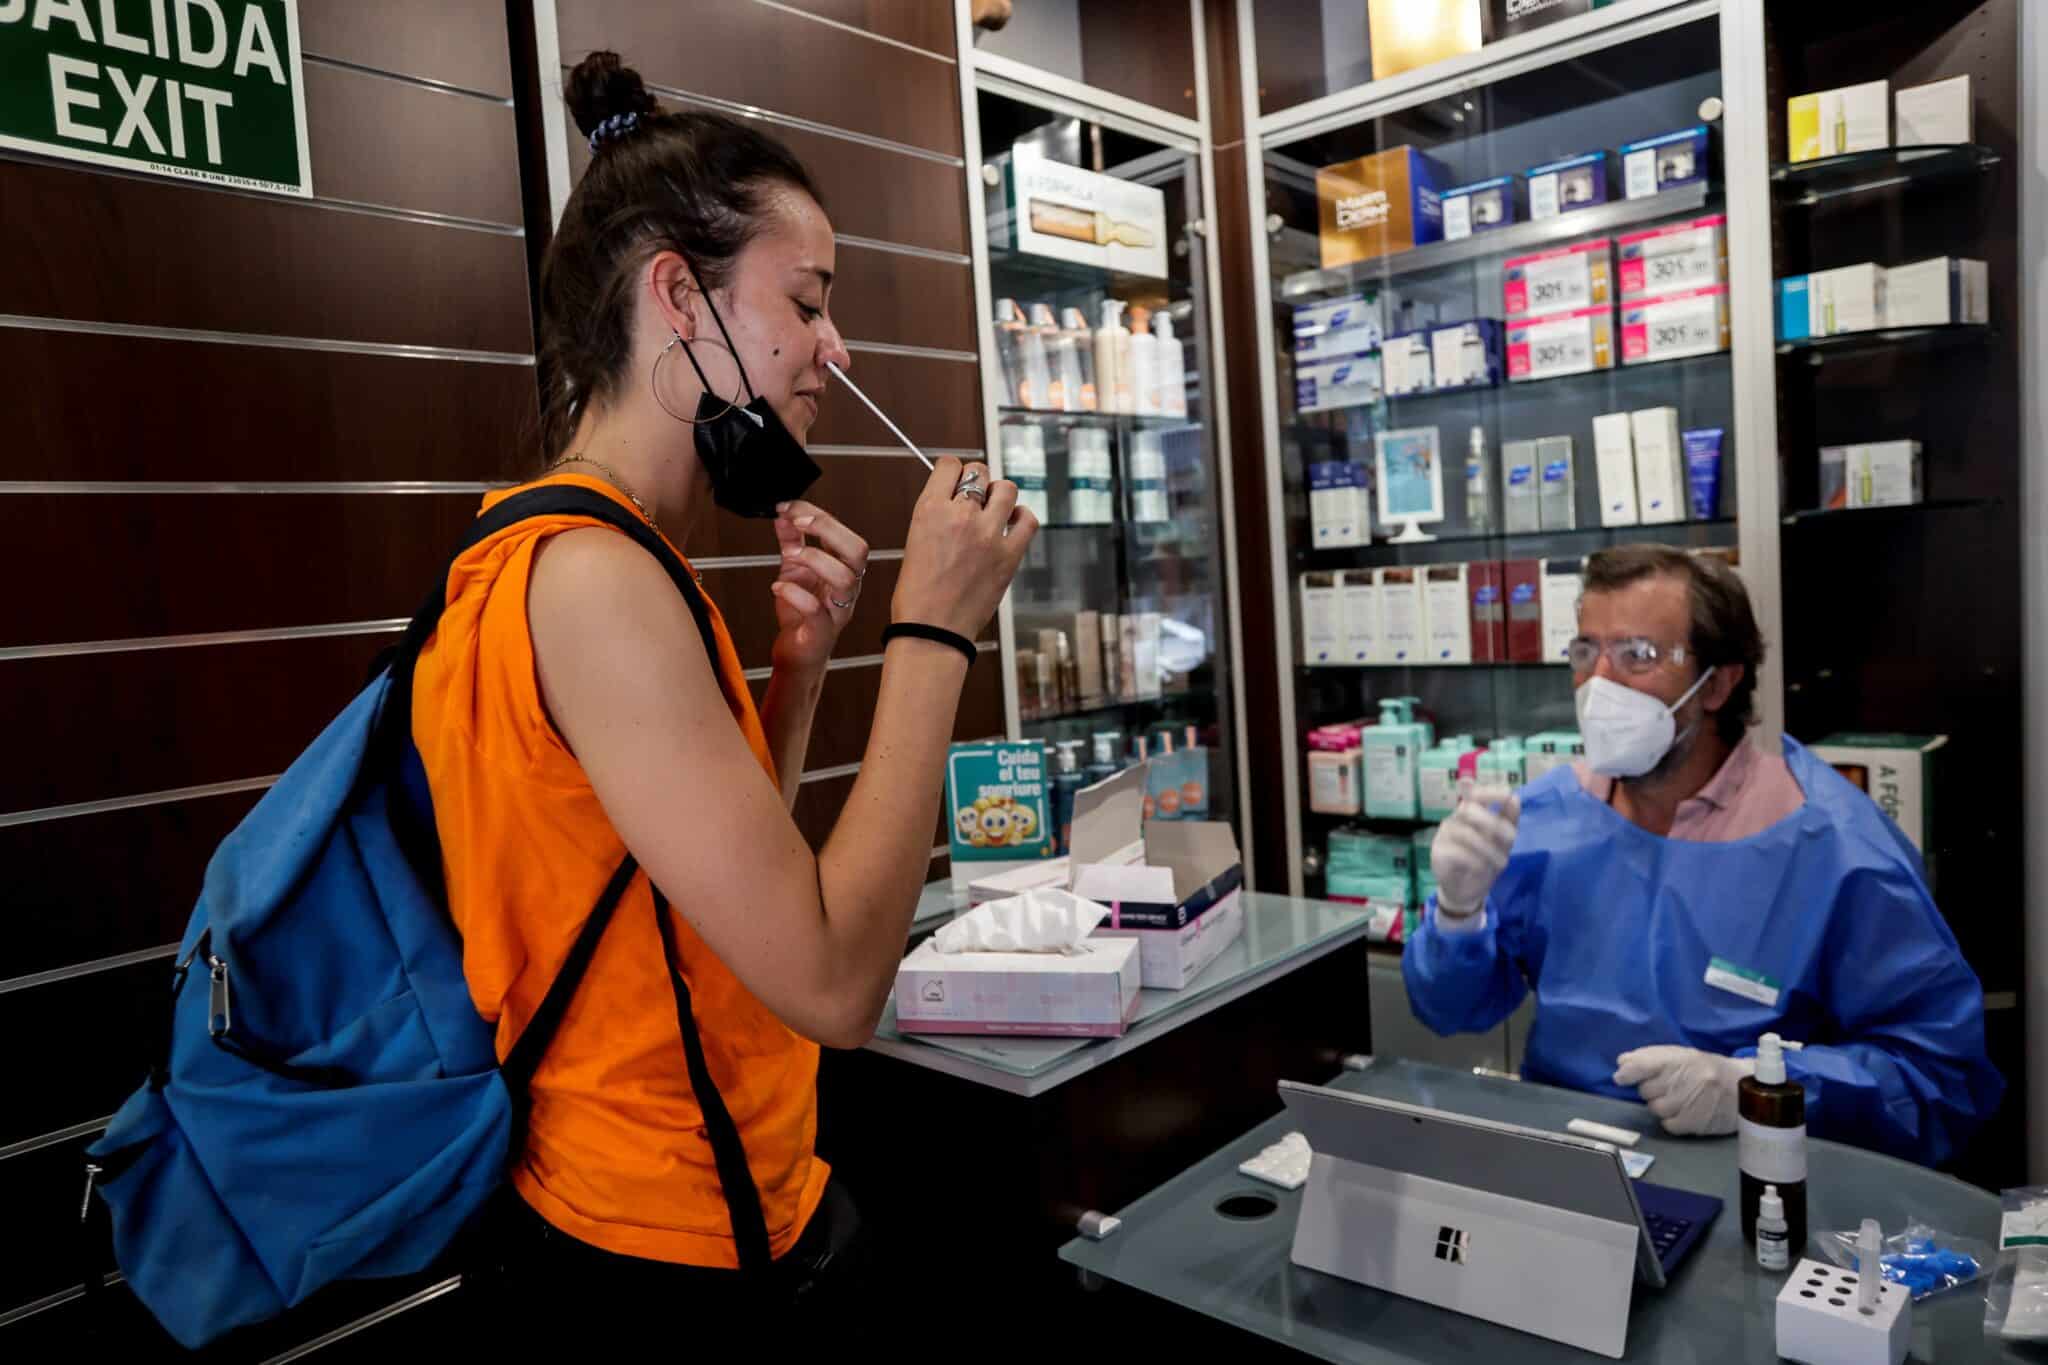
867, 892, 1372, 1092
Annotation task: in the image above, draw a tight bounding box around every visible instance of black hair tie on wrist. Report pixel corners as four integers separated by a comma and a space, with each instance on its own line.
882, 622, 976, 666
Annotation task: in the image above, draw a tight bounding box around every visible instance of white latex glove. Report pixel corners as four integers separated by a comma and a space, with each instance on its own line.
1613, 1046, 1756, 1136
1431, 782, 1520, 917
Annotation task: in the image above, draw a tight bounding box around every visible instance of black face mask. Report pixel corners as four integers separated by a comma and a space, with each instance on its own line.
671, 282, 822, 518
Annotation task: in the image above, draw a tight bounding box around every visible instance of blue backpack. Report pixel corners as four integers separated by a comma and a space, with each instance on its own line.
84, 487, 771, 1348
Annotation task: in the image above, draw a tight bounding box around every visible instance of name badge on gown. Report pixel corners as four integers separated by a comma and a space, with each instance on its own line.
1704, 956, 1781, 1008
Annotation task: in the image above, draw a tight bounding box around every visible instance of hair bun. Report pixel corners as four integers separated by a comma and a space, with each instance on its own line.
564, 50, 658, 141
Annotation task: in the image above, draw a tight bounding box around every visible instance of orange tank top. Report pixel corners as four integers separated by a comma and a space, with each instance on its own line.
412, 474, 827, 1267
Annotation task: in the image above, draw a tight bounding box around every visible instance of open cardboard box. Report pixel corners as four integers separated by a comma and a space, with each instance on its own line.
1068, 765, 1244, 931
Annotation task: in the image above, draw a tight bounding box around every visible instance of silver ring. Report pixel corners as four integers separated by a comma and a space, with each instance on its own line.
830, 596, 855, 610
956, 480, 989, 507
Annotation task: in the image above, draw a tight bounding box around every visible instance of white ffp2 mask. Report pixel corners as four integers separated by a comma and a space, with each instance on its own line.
1575, 669, 1715, 778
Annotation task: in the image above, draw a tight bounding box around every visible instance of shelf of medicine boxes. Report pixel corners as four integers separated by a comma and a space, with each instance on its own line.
1338, 345, 1729, 416
998, 406, 1193, 427
1277, 182, 1715, 303
1024, 686, 1218, 730
1769, 144, 1999, 206
1775, 322, 1990, 364
987, 242, 1195, 307
1295, 517, 1737, 566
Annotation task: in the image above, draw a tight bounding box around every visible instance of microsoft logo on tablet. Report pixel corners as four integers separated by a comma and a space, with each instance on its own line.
1435, 1226, 1470, 1265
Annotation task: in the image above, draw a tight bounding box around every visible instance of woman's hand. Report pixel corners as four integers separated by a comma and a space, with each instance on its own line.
891, 458, 1037, 638
768, 500, 870, 676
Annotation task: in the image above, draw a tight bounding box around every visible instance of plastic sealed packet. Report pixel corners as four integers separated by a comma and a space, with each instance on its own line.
1816, 1220, 1986, 1301
1986, 1187, 2048, 1340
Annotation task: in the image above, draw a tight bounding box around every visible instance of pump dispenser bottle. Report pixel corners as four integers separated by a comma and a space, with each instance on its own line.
1739, 1032, 1807, 1250
1095, 300, 1130, 415
1153, 310, 1187, 418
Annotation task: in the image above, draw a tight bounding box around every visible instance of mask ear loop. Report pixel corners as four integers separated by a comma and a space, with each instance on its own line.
652, 330, 747, 425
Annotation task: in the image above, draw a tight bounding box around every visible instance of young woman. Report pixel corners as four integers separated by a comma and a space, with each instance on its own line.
411, 51, 1034, 1337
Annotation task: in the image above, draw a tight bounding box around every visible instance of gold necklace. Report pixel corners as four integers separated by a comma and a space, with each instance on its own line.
547, 453, 655, 527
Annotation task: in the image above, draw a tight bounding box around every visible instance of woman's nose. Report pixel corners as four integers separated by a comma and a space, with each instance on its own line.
817, 317, 851, 372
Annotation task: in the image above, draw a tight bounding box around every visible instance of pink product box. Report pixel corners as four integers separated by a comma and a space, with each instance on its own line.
1620, 283, 1730, 365
1502, 238, 1614, 319
1617, 214, 1729, 302
1308, 724, 1363, 751
1505, 303, 1616, 381
893, 934, 1142, 1037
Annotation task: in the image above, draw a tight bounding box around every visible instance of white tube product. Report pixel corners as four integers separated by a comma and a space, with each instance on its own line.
1154, 310, 1187, 418
1095, 300, 1130, 415
1127, 305, 1161, 417
1030, 301, 1076, 411
1129, 431, 1169, 523
1017, 311, 1054, 411
1068, 428, 1114, 525
1001, 423, 1051, 523
1060, 306, 1099, 411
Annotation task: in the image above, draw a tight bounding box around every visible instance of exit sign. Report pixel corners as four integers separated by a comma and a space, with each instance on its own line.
1, 0, 310, 197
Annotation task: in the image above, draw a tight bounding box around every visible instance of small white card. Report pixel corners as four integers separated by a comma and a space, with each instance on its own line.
1704, 955, 1781, 1008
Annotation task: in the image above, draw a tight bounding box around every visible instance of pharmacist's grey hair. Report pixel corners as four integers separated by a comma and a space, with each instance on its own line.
1582, 544, 1763, 745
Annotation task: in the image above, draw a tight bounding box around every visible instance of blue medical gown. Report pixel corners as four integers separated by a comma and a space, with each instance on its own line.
1403, 736, 2001, 1167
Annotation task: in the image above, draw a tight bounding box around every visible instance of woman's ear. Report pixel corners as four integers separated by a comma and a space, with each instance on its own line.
645, 250, 699, 341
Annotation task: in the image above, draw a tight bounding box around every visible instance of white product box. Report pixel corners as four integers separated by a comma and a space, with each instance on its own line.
1135, 611, 1163, 699
1503, 239, 1613, 318
1536, 434, 1576, 531
1827, 440, 1923, 508
1539, 558, 1584, 666
1339, 569, 1383, 665
1292, 293, 1386, 362
1296, 351, 1382, 413
1310, 460, 1373, 547
1430, 320, 1501, 389
1506, 305, 1615, 381
1630, 407, 1685, 524
966, 857, 1074, 906
1592, 411, 1640, 526
1092, 888, 1244, 990
895, 933, 1141, 1037
1620, 284, 1730, 365
1376, 567, 1425, 665
1423, 562, 1473, 664
1789, 80, 1890, 163
1009, 145, 1170, 279
1814, 264, 1885, 335
1502, 438, 1540, 534
1882, 257, 1988, 328
1300, 573, 1341, 665
1894, 75, 1971, 146
1617, 215, 1728, 302
1308, 747, 1362, 815
1808, 733, 1945, 877
1382, 332, 1434, 396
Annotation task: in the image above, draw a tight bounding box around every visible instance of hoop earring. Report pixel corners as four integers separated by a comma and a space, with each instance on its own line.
651, 332, 745, 425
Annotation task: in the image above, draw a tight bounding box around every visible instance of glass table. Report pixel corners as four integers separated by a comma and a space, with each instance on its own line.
1061, 1058, 2020, 1361
866, 891, 1372, 1097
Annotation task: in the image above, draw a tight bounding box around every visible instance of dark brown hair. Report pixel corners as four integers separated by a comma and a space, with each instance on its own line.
537, 51, 823, 460
1582, 545, 1764, 745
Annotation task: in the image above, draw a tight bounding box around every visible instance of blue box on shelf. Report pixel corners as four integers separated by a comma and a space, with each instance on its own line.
1619, 125, 1711, 200
1776, 275, 1814, 342
1441, 176, 1517, 241
1525, 150, 1610, 219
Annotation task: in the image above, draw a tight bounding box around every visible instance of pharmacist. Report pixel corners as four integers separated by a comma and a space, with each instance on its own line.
1403, 545, 2001, 1166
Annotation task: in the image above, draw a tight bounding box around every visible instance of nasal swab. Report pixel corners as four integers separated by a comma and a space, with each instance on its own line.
826, 361, 933, 469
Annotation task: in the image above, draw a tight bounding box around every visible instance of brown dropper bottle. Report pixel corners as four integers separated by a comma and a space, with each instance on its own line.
1738, 1032, 1807, 1250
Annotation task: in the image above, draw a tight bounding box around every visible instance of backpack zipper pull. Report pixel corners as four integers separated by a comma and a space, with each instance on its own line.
207, 955, 231, 1038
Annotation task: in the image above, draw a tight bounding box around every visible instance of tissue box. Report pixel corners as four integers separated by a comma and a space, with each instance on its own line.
1620, 125, 1710, 199
1094, 890, 1245, 990
1316, 146, 1450, 267
1525, 150, 1609, 219
1441, 176, 1516, 241
947, 741, 1056, 889
966, 857, 1073, 906
1073, 810, 1245, 929
894, 934, 1141, 1037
